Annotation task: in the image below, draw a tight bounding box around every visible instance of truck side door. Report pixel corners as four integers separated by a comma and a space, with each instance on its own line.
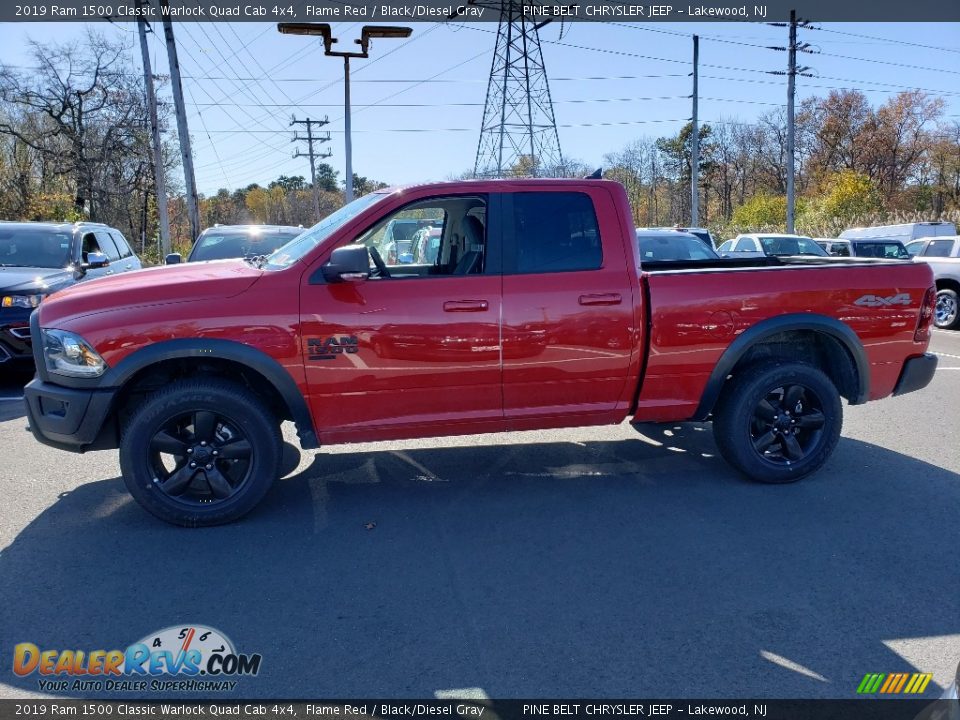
300, 193, 504, 441
500, 188, 637, 422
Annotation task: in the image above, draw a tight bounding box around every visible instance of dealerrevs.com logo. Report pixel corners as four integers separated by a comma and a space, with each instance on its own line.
12, 625, 262, 693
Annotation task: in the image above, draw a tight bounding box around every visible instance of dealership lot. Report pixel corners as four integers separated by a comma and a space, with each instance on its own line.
1, 332, 958, 700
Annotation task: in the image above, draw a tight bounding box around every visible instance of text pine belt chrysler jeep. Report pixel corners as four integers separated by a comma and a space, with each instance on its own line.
24, 180, 938, 526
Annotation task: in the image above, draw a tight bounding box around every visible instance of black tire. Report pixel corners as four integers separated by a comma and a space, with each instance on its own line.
119, 379, 282, 526
712, 360, 842, 484
934, 288, 960, 330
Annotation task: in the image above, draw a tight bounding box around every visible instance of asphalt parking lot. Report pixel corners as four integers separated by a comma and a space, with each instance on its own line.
1, 332, 958, 700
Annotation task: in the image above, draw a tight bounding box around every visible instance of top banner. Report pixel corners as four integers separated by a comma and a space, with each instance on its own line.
5, 0, 960, 23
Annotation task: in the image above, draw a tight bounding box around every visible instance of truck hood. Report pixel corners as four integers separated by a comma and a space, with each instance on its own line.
37, 260, 263, 327
0, 266, 76, 295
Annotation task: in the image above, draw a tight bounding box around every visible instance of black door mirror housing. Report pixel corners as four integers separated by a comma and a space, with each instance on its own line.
165, 253, 183, 265
322, 245, 370, 283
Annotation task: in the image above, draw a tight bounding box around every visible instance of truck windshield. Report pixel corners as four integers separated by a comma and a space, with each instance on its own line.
0, 227, 72, 268
262, 193, 385, 270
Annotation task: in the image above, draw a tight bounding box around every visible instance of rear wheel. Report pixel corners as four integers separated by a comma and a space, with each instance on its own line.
119, 379, 282, 526
934, 288, 959, 329
712, 361, 842, 484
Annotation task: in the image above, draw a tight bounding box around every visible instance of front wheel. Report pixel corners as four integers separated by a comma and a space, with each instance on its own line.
712, 361, 842, 484
934, 288, 960, 330
119, 379, 282, 526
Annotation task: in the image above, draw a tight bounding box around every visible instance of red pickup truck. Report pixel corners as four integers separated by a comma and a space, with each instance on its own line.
24, 179, 938, 526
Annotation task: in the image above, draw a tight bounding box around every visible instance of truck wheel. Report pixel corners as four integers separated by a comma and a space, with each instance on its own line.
119, 379, 282, 526
934, 288, 959, 329
712, 361, 842, 484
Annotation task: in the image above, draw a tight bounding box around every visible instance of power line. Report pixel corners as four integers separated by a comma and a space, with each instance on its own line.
809, 26, 960, 55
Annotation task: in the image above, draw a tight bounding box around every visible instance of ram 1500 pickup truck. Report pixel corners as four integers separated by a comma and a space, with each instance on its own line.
24, 179, 939, 526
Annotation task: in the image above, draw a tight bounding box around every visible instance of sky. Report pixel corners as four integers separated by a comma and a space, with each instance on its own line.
1, 19, 958, 195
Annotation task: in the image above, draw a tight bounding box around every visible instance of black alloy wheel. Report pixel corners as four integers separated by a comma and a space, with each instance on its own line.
712, 360, 842, 484
149, 409, 253, 504
120, 379, 282, 526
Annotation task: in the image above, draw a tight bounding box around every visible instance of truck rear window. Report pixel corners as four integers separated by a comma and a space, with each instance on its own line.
508, 192, 602, 274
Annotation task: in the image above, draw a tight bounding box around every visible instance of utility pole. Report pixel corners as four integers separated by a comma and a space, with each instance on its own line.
291, 116, 332, 220
786, 10, 797, 234
343, 56, 353, 202
160, 0, 201, 243
691, 34, 699, 227
278, 24, 411, 204
769, 10, 813, 234
135, 3, 171, 256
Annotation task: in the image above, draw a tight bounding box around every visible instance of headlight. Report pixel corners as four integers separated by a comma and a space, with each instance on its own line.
41, 329, 107, 378
2, 294, 43, 309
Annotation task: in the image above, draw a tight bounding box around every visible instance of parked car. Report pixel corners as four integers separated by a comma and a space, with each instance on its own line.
166, 225, 304, 264
638, 225, 716, 250
910, 235, 960, 329
636, 229, 720, 262
25, 179, 936, 526
0, 221, 141, 369
411, 227, 443, 265
719, 233, 830, 258
815, 238, 911, 259
840, 221, 956, 245
378, 217, 442, 265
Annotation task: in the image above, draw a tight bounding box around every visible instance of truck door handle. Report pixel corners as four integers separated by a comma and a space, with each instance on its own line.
579, 293, 622, 306
443, 300, 488, 312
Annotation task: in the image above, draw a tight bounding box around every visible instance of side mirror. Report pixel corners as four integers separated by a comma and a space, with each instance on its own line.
165, 253, 183, 265
82, 252, 110, 269
322, 245, 370, 283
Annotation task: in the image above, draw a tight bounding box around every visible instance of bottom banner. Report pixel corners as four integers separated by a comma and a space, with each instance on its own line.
0, 700, 957, 720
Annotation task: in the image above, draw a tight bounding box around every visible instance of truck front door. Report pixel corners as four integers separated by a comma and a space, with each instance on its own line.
300, 193, 504, 440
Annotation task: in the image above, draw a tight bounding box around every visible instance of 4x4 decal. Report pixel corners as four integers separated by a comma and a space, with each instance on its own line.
308, 336, 359, 361
854, 293, 912, 308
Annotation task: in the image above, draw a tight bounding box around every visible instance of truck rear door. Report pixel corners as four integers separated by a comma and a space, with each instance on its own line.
499, 187, 639, 422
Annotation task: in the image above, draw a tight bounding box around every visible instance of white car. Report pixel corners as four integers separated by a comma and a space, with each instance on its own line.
718, 233, 830, 258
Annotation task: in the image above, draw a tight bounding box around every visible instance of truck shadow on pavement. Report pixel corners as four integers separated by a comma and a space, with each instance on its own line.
1, 427, 958, 699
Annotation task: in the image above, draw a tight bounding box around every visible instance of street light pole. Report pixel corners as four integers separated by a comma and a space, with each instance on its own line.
344, 56, 353, 203
277, 23, 412, 205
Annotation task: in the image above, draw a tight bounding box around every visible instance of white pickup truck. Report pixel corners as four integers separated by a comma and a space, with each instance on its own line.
912, 235, 960, 329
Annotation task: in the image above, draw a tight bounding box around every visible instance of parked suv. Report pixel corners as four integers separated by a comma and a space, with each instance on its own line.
0, 221, 141, 368
166, 225, 304, 264
815, 238, 911, 259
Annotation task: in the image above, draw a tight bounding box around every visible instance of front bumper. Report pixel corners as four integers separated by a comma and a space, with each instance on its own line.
23, 378, 117, 453
892, 353, 938, 396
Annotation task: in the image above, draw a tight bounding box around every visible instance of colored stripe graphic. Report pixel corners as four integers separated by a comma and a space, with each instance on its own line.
857, 672, 933, 694
857, 673, 886, 693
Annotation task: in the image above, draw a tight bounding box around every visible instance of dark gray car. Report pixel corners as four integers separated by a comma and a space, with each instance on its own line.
0, 221, 142, 367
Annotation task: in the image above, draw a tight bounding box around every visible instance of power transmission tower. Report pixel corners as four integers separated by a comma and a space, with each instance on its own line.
159, 0, 201, 244
134, 3, 170, 256
769, 10, 814, 234
291, 117, 332, 221
691, 34, 699, 227
457, 0, 564, 178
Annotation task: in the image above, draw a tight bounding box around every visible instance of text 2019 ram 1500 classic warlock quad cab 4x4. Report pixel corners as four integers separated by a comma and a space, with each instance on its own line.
23, 179, 939, 526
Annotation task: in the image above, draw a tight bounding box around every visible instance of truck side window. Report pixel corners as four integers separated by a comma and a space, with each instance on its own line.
509, 192, 602, 274
81, 232, 101, 262
353, 195, 487, 278
110, 230, 133, 259
923, 239, 954, 257
96, 230, 122, 262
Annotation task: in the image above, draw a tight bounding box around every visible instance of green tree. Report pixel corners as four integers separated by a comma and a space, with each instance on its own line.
730, 193, 807, 232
